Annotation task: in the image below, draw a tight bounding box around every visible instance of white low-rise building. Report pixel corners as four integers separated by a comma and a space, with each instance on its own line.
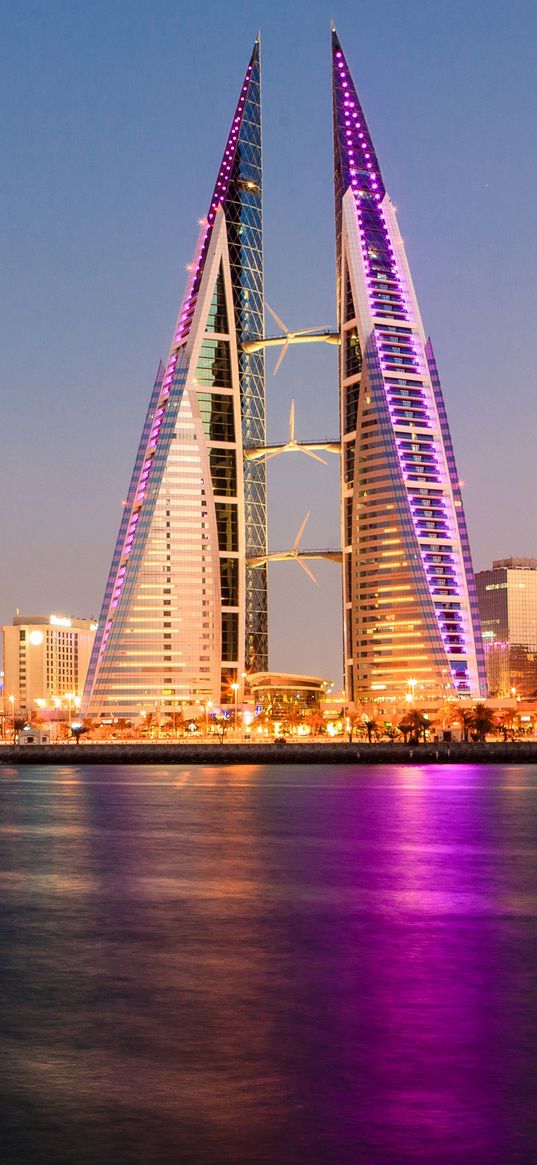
2, 613, 97, 722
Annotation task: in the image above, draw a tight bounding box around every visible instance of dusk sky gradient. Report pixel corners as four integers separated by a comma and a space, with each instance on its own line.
2, 0, 536, 685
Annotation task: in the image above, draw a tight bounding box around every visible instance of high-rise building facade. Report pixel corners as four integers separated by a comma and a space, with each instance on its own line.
476, 559, 537, 697
83, 39, 266, 718
83, 29, 486, 717
3, 614, 97, 716
332, 30, 486, 704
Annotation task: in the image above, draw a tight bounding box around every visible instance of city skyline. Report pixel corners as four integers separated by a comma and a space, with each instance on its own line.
2, 1, 537, 687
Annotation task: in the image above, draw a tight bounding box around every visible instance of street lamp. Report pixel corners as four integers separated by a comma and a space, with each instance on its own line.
65, 692, 74, 725
205, 700, 213, 736
407, 678, 417, 703
8, 695, 15, 742
231, 682, 239, 737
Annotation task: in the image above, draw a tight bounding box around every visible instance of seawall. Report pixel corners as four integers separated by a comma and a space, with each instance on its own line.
2, 741, 537, 766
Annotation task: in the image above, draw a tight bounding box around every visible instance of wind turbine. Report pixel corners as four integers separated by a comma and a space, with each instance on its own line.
265, 303, 333, 375
263, 401, 327, 464
246, 512, 325, 584
290, 512, 318, 583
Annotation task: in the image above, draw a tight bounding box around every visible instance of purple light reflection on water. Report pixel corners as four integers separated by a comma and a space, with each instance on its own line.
2, 762, 537, 1162
260, 763, 534, 1162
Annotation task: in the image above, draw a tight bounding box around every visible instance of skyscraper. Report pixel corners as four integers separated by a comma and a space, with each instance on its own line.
332, 29, 486, 704
476, 559, 537, 697
83, 38, 266, 718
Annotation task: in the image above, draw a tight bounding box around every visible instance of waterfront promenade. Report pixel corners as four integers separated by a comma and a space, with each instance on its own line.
3, 740, 537, 765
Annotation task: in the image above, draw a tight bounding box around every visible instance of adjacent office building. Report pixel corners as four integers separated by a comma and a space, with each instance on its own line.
83, 39, 266, 718
3, 614, 97, 717
332, 29, 486, 704
476, 559, 537, 697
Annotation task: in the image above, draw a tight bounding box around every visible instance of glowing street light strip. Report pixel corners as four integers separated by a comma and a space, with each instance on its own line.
333, 32, 482, 694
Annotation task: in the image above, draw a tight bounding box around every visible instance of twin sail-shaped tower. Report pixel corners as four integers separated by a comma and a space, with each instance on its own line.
83, 31, 485, 717
84, 39, 267, 717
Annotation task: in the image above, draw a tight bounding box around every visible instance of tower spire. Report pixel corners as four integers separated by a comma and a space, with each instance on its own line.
332, 28, 385, 209
174, 36, 260, 347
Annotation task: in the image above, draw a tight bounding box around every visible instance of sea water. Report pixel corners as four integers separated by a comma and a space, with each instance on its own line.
2, 762, 537, 1163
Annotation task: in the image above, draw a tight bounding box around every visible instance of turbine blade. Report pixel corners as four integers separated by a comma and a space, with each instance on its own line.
273, 339, 289, 376
264, 448, 283, 461
293, 511, 311, 550
296, 326, 329, 335
302, 447, 328, 465
297, 557, 318, 585
265, 301, 288, 334
289, 400, 295, 442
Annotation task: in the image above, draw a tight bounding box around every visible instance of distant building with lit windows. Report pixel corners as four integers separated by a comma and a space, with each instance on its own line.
248, 672, 330, 718
2, 614, 97, 717
475, 559, 537, 697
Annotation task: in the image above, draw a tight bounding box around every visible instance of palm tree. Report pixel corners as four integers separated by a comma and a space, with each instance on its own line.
472, 703, 496, 742
361, 717, 382, 744
459, 709, 475, 742
345, 712, 361, 742
282, 705, 303, 737
305, 708, 325, 737
214, 715, 229, 743
497, 710, 519, 741
171, 709, 185, 737
13, 715, 27, 743
432, 702, 460, 738
398, 709, 429, 744
397, 714, 412, 743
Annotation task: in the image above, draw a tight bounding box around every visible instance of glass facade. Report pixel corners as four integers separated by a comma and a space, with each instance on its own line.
476, 561, 537, 696
83, 41, 265, 717
332, 30, 486, 704
222, 49, 268, 672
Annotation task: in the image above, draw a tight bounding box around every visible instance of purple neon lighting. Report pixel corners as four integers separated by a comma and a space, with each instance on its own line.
333, 33, 473, 690
100, 618, 112, 659
173, 56, 256, 347
97, 47, 258, 627
100, 353, 176, 622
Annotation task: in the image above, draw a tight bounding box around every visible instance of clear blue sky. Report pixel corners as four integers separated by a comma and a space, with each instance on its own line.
2, 0, 536, 685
